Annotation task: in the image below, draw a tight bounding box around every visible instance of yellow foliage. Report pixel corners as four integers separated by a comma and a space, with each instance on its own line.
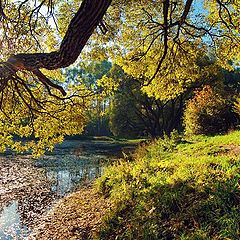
117, 41, 206, 100
97, 75, 120, 96
0, 84, 90, 156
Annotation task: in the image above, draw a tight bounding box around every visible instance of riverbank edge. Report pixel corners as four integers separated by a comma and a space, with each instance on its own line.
29, 183, 112, 240
30, 131, 240, 239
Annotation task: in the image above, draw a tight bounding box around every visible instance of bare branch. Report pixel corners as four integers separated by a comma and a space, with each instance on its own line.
145, 0, 170, 85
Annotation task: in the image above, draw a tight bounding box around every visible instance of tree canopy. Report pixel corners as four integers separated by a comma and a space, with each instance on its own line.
0, 0, 239, 154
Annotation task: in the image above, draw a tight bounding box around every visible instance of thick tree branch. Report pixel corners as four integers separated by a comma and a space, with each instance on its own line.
179, 0, 194, 25
0, 0, 112, 96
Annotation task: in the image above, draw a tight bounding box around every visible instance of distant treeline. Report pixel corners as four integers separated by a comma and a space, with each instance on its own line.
70, 61, 239, 138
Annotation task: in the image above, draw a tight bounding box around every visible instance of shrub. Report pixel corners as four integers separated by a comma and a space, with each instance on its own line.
184, 85, 237, 135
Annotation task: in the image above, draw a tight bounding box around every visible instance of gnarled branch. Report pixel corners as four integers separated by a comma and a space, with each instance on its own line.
0, 0, 112, 96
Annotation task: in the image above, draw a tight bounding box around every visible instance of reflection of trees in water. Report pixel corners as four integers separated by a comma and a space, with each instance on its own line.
0, 154, 104, 234
0, 185, 55, 239
0, 201, 27, 240
0, 142, 116, 238
46, 164, 103, 196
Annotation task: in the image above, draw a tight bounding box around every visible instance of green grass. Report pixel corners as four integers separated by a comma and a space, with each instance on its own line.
95, 131, 240, 240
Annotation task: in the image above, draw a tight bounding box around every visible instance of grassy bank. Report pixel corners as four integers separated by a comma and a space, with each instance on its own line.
95, 131, 240, 239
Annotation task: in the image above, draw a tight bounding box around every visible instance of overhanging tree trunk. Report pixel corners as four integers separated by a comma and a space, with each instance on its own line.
0, 0, 112, 95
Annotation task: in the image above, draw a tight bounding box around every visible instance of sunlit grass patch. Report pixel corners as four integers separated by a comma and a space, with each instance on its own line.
95, 130, 240, 239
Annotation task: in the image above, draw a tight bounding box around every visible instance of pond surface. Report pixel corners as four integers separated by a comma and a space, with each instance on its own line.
0, 140, 133, 240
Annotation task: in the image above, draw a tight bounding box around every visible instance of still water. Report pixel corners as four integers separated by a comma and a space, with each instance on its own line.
0, 140, 128, 240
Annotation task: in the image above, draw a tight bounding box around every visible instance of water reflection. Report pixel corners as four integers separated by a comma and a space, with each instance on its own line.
0, 140, 123, 239
0, 201, 30, 239
42, 157, 103, 197
0, 169, 55, 240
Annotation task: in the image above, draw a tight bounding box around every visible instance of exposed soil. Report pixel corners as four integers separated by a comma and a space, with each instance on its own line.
217, 144, 240, 157
223, 144, 240, 156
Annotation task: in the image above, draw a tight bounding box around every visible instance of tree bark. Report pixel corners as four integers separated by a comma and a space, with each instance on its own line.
0, 0, 112, 95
